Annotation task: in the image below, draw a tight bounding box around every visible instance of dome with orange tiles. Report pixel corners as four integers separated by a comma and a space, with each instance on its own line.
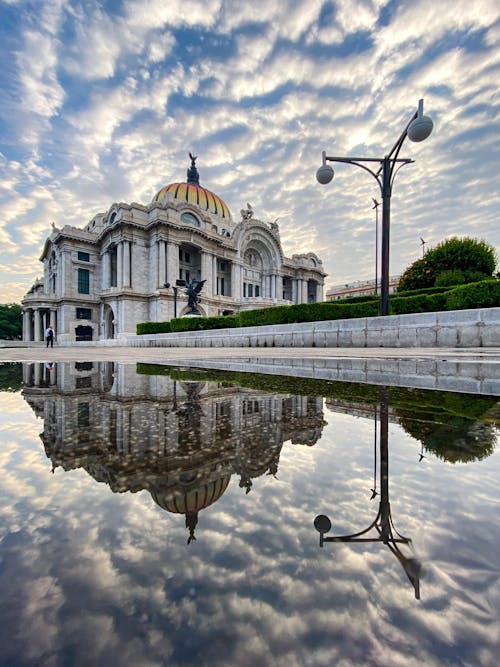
152, 154, 232, 220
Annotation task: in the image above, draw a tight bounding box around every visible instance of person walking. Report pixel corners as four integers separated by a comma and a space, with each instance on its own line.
45, 325, 55, 348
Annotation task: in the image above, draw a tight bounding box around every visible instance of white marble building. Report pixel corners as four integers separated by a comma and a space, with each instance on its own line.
22, 156, 326, 343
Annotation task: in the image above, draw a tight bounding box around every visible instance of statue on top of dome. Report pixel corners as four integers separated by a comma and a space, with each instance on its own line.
186, 152, 200, 185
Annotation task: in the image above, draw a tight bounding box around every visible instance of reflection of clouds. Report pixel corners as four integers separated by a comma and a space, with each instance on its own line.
1, 390, 500, 665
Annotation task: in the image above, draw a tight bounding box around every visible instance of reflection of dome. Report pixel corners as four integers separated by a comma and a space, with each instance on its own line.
152, 155, 232, 220
152, 474, 230, 514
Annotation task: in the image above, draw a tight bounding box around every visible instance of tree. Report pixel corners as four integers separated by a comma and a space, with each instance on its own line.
397, 237, 497, 292
0, 304, 22, 340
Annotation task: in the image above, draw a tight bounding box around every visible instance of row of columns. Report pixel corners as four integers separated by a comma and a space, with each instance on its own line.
155, 239, 323, 304
23, 308, 57, 342
102, 241, 133, 289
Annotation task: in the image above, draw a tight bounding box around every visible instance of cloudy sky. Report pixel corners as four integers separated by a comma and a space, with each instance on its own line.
0, 0, 499, 302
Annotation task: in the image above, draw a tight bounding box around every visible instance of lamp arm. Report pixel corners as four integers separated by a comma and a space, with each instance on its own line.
324, 157, 383, 193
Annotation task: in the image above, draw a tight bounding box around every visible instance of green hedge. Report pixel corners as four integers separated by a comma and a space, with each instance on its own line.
395, 285, 457, 297
239, 300, 380, 327
170, 314, 241, 332
390, 292, 448, 315
137, 321, 172, 335
136, 279, 500, 334
444, 279, 500, 310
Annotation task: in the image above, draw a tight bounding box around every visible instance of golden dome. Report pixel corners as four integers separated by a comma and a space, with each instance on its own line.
152, 182, 232, 219
152, 154, 232, 220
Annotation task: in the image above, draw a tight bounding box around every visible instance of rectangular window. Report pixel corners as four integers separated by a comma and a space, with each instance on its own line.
243, 283, 247, 297
76, 308, 92, 319
75, 376, 92, 389
220, 277, 225, 296
185, 252, 191, 263
75, 361, 93, 371
255, 285, 260, 297
78, 268, 90, 294
248, 284, 253, 297
78, 251, 90, 262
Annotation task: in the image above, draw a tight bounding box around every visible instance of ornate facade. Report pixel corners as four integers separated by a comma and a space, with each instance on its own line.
22, 156, 326, 343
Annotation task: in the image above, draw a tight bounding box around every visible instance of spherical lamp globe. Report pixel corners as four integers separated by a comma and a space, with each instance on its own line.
407, 115, 433, 142
314, 514, 332, 534
316, 163, 334, 184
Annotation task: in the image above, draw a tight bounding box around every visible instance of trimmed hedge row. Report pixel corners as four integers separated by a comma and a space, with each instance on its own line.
136, 279, 500, 335
170, 314, 241, 332
137, 321, 172, 335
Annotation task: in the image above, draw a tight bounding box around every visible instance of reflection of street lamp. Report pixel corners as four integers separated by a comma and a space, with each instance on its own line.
164, 279, 186, 318
317, 99, 433, 316
314, 387, 422, 599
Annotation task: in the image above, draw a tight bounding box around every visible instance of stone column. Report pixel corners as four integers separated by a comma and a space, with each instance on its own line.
34, 309, 42, 342
316, 282, 323, 302
123, 241, 131, 287
166, 242, 180, 284
201, 251, 213, 297
158, 240, 166, 288
302, 280, 308, 304
22, 310, 30, 342
212, 255, 218, 294
117, 243, 123, 288
276, 275, 283, 301
292, 279, 298, 304
102, 252, 110, 289
231, 262, 241, 300
265, 275, 271, 298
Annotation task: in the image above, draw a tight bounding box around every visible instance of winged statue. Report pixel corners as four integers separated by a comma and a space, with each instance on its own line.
185, 279, 206, 315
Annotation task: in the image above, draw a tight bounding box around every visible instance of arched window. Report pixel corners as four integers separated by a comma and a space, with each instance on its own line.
181, 212, 200, 227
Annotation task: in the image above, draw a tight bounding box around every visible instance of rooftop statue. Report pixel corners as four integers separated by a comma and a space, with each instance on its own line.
240, 202, 253, 221
187, 152, 200, 185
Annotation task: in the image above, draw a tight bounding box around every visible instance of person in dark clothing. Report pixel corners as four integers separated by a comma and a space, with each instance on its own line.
45, 326, 55, 348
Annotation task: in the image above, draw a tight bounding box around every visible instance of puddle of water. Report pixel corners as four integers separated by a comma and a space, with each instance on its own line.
1, 361, 499, 667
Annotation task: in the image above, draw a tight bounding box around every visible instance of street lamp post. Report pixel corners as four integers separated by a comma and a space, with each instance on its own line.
317, 99, 433, 316
164, 279, 186, 318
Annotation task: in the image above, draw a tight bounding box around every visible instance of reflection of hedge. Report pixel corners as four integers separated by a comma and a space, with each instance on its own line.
137, 363, 499, 465
0, 363, 23, 392
136, 280, 500, 334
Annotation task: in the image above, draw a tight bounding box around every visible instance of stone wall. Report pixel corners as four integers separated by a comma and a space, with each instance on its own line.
123, 308, 500, 349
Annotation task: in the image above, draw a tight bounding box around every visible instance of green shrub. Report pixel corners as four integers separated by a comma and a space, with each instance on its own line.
445, 280, 500, 310
333, 294, 379, 304
390, 292, 447, 315
434, 270, 466, 287
170, 314, 241, 332
398, 237, 497, 291
137, 321, 172, 335
395, 285, 456, 297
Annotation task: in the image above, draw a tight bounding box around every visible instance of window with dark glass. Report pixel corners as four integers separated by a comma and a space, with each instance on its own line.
78, 268, 90, 294
76, 308, 92, 319
75, 376, 92, 389
78, 251, 90, 262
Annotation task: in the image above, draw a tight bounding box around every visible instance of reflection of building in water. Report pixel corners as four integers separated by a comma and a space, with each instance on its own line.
23, 362, 325, 542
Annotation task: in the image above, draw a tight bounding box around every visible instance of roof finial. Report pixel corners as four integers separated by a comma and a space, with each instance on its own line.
187, 152, 199, 185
